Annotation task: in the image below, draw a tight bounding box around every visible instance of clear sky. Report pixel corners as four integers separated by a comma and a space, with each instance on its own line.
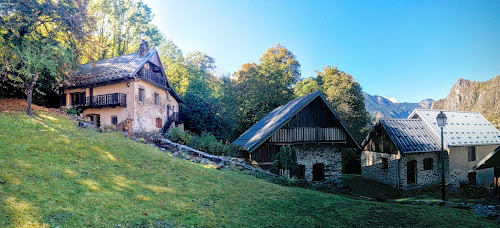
143, 0, 500, 103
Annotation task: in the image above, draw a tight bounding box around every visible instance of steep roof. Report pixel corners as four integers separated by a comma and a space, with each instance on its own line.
377, 119, 441, 153
409, 109, 500, 147
69, 50, 156, 87
233, 90, 360, 152
67, 49, 182, 102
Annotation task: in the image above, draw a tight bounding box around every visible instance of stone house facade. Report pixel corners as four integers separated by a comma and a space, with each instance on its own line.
361, 109, 500, 189
61, 40, 184, 133
233, 91, 360, 183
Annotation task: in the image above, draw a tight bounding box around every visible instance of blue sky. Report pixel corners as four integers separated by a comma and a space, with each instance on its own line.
143, 0, 500, 102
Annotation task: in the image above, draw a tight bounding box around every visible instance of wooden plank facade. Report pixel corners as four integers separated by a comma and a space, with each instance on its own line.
253, 97, 350, 165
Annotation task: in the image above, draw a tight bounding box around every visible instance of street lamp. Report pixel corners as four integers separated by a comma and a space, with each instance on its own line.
436, 111, 447, 201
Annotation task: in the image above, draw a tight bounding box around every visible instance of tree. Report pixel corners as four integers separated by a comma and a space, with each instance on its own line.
294, 77, 321, 97
273, 145, 299, 178
181, 93, 233, 140
232, 43, 301, 133
318, 65, 371, 142
85, 0, 164, 62
0, 0, 90, 115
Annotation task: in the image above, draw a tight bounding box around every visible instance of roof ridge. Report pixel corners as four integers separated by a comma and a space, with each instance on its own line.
414, 108, 482, 114
81, 49, 156, 66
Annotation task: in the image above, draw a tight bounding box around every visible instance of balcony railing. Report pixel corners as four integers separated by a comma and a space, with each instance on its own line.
72, 93, 126, 108
161, 112, 186, 133
138, 68, 167, 88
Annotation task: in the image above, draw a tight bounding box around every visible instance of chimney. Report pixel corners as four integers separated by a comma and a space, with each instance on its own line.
139, 40, 149, 57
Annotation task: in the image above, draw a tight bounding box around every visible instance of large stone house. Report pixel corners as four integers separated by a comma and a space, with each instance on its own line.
361, 109, 500, 189
60, 41, 184, 133
233, 91, 360, 183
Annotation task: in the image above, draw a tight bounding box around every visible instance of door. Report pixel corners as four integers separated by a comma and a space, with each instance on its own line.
407, 160, 417, 185
468, 172, 477, 185
313, 163, 325, 181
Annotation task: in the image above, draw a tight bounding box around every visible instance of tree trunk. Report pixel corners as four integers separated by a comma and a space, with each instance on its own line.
26, 72, 39, 116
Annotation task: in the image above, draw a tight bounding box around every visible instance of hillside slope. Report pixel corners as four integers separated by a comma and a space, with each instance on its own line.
432, 76, 500, 128
363, 93, 434, 120
0, 107, 495, 227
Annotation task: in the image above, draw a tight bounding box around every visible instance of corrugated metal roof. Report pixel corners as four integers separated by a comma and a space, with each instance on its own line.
380, 119, 441, 153
69, 50, 156, 87
409, 109, 500, 147
233, 90, 360, 152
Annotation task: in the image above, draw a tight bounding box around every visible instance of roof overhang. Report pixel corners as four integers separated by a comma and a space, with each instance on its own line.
474, 146, 500, 170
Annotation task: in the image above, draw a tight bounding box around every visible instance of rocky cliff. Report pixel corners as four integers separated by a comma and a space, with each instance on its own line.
432, 75, 500, 128
363, 93, 434, 120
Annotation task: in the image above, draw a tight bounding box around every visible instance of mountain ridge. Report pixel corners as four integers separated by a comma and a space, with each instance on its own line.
432, 75, 500, 128
363, 92, 434, 120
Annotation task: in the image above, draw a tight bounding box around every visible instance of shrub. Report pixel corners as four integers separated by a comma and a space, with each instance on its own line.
167, 128, 247, 158
168, 127, 194, 145
66, 107, 80, 115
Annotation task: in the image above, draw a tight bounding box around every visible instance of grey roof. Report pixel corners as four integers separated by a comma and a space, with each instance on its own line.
233, 90, 360, 152
409, 109, 500, 147
69, 50, 157, 87
67, 49, 183, 103
378, 119, 441, 153
474, 146, 500, 170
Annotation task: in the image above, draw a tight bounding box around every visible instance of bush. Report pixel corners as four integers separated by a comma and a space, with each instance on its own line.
66, 107, 80, 115
167, 128, 247, 158
168, 127, 194, 145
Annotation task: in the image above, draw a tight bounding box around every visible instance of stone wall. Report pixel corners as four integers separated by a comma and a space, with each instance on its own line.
361, 151, 400, 187
398, 152, 443, 189
133, 80, 179, 133
295, 145, 342, 185
362, 150, 443, 189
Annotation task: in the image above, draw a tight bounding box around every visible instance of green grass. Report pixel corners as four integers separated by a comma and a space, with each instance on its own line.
343, 175, 494, 204
0, 111, 497, 227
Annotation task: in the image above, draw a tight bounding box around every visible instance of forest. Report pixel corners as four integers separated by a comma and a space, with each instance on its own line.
0, 0, 371, 144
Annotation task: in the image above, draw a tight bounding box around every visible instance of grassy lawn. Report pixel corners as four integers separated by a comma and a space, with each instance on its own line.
0, 111, 497, 227
343, 174, 497, 204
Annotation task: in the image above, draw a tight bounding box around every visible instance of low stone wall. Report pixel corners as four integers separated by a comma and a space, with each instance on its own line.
155, 138, 277, 176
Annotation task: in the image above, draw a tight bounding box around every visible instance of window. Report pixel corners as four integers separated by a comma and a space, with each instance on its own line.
468, 146, 476, 161
154, 93, 160, 106
381, 157, 388, 169
138, 88, 145, 102
156, 117, 162, 128
423, 158, 433, 170
111, 116, 118, 125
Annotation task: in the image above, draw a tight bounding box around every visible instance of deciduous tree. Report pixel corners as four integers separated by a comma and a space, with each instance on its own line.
0, 0, 90, 115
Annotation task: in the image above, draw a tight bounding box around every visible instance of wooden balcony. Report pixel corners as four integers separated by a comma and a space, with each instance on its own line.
269, 127, 346, 143
138, 68, 167, 88
72, 93, 126, 108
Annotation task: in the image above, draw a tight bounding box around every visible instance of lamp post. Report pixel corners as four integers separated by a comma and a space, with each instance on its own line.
436, 111, 447, 201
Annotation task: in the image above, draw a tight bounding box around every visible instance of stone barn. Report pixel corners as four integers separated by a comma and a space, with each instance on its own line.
233, 91, 360, 183
361, 109, 500, 189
